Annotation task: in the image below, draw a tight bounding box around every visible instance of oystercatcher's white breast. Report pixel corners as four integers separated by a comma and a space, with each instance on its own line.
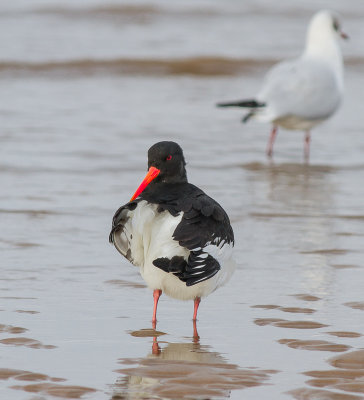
113, 200, 235, 301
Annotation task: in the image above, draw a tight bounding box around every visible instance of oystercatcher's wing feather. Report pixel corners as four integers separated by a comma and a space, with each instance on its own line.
109, 200, 140, 263
171, 189, 234, 286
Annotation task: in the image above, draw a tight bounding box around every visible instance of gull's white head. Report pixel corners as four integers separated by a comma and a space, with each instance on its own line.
304, 10, 347, 73
306, 10, 348, 48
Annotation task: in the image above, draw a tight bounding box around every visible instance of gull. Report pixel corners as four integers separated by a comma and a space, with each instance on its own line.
217, 10, 348, 160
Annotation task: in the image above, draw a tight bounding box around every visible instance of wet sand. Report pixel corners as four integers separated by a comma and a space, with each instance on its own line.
1, 1, 364, 399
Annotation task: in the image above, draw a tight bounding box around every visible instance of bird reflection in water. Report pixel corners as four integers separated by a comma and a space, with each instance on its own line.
244, 161, 337, 296
151, 320, 199, 356
111, 322, 276, 399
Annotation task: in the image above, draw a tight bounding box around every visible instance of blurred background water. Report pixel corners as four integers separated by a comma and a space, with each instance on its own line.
1, 1, 364, 399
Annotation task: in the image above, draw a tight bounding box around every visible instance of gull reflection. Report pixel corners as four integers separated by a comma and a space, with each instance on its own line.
243, 162, 340, 296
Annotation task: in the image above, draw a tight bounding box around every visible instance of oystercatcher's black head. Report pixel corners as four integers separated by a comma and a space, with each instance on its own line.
148, 141, 187, 183
130, 141, 187, 201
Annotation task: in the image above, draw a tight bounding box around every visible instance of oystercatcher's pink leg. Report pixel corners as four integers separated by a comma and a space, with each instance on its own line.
304, 131, 311, 161
193, 319, 200, 342
266, 126, 278, 157
152, 336, 161, 355
193, 297, 201, 321
152, 289, 162, 327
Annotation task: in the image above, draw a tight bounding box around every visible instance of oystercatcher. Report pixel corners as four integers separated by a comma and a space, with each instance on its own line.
109, 141, 234, 325
217, 10, 347, 160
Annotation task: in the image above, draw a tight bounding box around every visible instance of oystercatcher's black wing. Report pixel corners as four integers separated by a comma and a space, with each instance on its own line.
150, 183, 234, 286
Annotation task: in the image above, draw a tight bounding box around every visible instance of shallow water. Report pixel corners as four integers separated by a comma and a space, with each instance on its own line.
1, 1, 364, 399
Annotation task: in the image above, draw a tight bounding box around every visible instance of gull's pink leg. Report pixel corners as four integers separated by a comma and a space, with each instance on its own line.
304, 131, 311, 161
152, 289, 162, 327
266, 126, 278, 157
193, 297, 201, 321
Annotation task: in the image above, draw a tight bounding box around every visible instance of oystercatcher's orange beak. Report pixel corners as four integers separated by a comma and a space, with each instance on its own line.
130, 166, 160, 201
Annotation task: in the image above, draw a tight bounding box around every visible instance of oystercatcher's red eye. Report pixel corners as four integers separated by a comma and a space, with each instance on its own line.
166, 155, 172, 161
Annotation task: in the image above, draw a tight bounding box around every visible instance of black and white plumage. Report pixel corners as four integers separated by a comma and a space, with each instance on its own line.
109, 141, 235, 322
